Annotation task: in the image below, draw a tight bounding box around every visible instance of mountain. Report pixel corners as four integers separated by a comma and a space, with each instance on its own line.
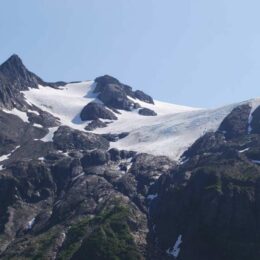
0, 54, 260, 259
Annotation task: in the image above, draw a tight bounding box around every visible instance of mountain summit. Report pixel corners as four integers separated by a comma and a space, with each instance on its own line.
0, 54, 26, 73
0, 55, 67, 109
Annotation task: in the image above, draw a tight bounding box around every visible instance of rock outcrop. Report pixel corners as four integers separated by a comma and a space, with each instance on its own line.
94, 75, 154, 111
53, 126, 109, 151
138, 108, 157, 116
80, 102, 117, 121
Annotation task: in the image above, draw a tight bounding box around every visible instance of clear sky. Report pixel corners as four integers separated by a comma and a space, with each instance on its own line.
1, 0, 260, 108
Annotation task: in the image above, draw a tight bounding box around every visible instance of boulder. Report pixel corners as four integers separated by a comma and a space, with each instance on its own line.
84, 119, 108, 131
135, 90, 154, 104
108, 148, 121, 161
138, 108, 157, 116
97, 84, 135, 111
81, 150, 110, 167
94, 75, 154, 111
80, 102, 117, 121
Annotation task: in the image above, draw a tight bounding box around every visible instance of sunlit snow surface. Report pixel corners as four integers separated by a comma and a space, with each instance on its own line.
22, 81, 258, 160
22, 81, 98, 130
3, 108, 29, 123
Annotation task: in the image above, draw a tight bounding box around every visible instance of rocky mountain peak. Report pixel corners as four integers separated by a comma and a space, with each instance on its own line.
0, 54, 42, 109
1, 53, 42, 86
0, 55, 67, 109
1, 54, 24, 70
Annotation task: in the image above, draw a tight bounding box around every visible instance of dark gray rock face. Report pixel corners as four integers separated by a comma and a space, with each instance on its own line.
150, 147, 260, 260
27, 110, 60, 128
0, 144, 172, 259
130, 153, 175, 195
251, 105, 260, 134
135, 90, 154, 104
53, 126, 109, 151
108, 148, 136, 162
108, 148, 121, 161
138, 108, 157, 116
0, 55, 40, 89
218, 104, 251, 138
94, 75, 154, 111
148, 107, 260, 260
94, 74, 121, 86
7, 141, 54, 165
84, 119, 108, 131
101, 132, 129, 142
97, 83, 136, 111
80, 102, 117, 121
81, 150, 110, 167
0, 110, 47, 156
0, 55, 39, 109
182, 132, 226, 158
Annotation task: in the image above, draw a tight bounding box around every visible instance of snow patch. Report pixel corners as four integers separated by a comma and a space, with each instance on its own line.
26, 217, 35, 230
40, 127, 59, 142
239, 148, 249, 153
167, 234, 182, 258
178, 157, 189, 165
27, 109, 40, 116
252, 160, 260, 164
147, 194, 158, 200
22, 81, 97, 131
3, 108, 29, 123
126, 162, 133, 171
0, 153, 11, 162
72, 172, 85, 181
0, 146, 21, 162
33, 123, 43, 128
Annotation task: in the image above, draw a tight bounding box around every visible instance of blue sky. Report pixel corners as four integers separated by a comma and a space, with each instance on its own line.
1, 0, 260, 108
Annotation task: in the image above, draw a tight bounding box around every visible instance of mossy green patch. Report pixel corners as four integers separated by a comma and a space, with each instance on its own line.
57, 217, 90, 260
58, 205, 142, 260
72, 205, 141, 260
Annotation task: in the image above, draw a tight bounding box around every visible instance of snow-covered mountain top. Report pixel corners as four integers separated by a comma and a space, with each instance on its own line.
23, 80, 197, 132
20, 80, 247, 160
20, 79, 260, 160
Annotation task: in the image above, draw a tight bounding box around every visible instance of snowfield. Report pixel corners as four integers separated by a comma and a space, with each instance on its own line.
98, 103, 237, 159
21, 81, 260, 160
22, 81, 97, 130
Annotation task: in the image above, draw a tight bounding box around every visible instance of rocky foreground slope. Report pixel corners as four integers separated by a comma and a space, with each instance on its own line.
1, 55, 260, 259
